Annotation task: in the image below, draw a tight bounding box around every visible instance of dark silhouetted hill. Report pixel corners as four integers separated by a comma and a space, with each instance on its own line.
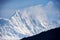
21, 28, 60, 40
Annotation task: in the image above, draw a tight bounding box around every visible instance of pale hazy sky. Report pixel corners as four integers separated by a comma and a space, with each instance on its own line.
0, 0, 60, 19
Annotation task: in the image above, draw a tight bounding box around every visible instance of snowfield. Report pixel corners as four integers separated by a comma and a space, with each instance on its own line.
0, 4, 60, 40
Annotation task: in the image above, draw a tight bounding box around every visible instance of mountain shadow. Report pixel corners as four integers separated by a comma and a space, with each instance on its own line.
21, 27, 60, 40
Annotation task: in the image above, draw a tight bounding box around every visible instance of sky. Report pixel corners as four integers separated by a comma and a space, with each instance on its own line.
0, 0, 60, 19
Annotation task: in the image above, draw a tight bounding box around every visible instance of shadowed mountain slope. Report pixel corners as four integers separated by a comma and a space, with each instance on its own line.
21, 28, 60, 40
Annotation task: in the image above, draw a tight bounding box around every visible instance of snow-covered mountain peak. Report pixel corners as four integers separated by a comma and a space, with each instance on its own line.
0, 6, 60, 40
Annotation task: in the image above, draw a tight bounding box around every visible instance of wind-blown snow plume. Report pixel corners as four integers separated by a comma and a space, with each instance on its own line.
0, 1, 60, 40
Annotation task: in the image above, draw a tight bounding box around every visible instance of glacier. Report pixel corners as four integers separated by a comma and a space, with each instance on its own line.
0, 5, 60, 40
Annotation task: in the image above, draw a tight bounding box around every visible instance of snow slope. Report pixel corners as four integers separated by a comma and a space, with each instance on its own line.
0, 4, 60, 40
